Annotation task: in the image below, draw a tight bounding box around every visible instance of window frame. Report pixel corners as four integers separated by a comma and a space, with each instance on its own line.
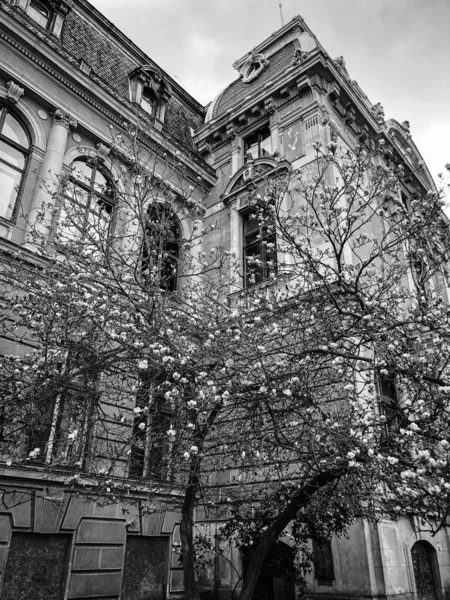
242, 207, 277, 288
0, 105, 31, 223
141, 203, 181, 293
25, 0, 54, 30
26, 349, 98, 470
244, 124, 272, 160
376, 369, 404, 437
59, 157, 117, 242
129, 375, 176, 481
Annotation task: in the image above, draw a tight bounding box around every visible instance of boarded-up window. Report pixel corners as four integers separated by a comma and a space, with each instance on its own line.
121, 536, 168, 600
2, 532, 71, 600
313, 539, 334, 586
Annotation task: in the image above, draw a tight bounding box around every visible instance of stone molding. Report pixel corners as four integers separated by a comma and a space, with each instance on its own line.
6, 80, 25, 104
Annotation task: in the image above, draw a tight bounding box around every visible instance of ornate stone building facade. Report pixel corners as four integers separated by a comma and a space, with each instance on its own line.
0, 1, 448, 599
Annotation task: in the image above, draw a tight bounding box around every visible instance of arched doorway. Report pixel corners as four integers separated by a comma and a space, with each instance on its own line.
411, 541, 439, 600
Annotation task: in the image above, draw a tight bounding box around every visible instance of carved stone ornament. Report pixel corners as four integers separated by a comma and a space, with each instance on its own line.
96, 143, 110, 160
401, 120, 411, 135
329, 124, 338, 143
51, 108, 77, 131
333, 56, 350, 79
54, 0, 74, 17
240, 52, 269, 83
290, 47, 309, 67
243, 153, 254, 182
6, 80, 25, 104
371, 102, 385, 122
226, 123, 237, 138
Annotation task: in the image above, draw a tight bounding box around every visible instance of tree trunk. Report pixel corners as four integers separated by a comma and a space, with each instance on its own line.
238, 468, 344, 600
180, 456, 201, 600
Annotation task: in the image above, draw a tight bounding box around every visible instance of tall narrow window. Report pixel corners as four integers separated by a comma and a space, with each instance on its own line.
313, 539, 334, 586
59, 159, 115, 242
243, 212, 277, 287
0, 107, 29, 221
244, 125, 272, 159
141, 89, 157, 116
26, 0, 52, 29
142, 204, 180, 292
129, 375, 175, 481
26, 348, 97, 468
376, 370, 403, 436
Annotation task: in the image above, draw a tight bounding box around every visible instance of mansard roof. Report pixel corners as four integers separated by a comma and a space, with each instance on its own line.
209, 41, 298, 121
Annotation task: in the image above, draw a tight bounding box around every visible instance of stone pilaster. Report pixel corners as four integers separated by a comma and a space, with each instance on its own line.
24, 109, 77, 250
230, 134, 241, 175
269, 110, 279, 155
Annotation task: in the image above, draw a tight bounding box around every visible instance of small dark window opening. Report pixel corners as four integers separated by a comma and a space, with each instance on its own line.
142, 204, 180, 292
313, 539, 334, 586
244, 126, 272, 159
377, 370, 404, 436
243, 211, 277, 287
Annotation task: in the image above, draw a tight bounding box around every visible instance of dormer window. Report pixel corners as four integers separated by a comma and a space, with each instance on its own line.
13, 0, 72, 37
129, 66, 172, 124
141, 89, 157, 116
27, 0, 52, 27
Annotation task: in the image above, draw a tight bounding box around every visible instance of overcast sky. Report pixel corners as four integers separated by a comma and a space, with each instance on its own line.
90, 0, 450, 186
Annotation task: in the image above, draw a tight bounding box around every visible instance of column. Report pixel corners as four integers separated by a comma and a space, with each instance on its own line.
25, 109, 77, 250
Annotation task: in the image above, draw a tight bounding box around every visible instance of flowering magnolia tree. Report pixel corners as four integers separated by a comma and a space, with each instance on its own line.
1, 124, 450, 600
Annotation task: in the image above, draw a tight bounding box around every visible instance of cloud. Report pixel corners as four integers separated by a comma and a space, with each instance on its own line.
186, 33, 221, 60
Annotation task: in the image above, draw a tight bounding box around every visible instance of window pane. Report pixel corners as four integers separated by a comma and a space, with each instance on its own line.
2, 114, 28, 148
27, 0, 50, 28
88, 204, 112, 238
65, 185, 89, 212
260, 133, 272, 156
72, 160, 93, 185
0, 141, 25, 170
141, 91, 156, 116
0, 162, 21, 219
93, 169, 107, 187
244, 215, 259, 236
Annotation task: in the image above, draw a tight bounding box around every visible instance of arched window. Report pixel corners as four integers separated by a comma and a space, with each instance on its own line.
142, 203, 180, 292
26, 0, 53, 29
59, 158, 115, 242
0, 106, 29, 221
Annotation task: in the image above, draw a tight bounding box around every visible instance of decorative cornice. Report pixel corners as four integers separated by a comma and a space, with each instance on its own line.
6, 79, 25, 103
0, 18, 213, 186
